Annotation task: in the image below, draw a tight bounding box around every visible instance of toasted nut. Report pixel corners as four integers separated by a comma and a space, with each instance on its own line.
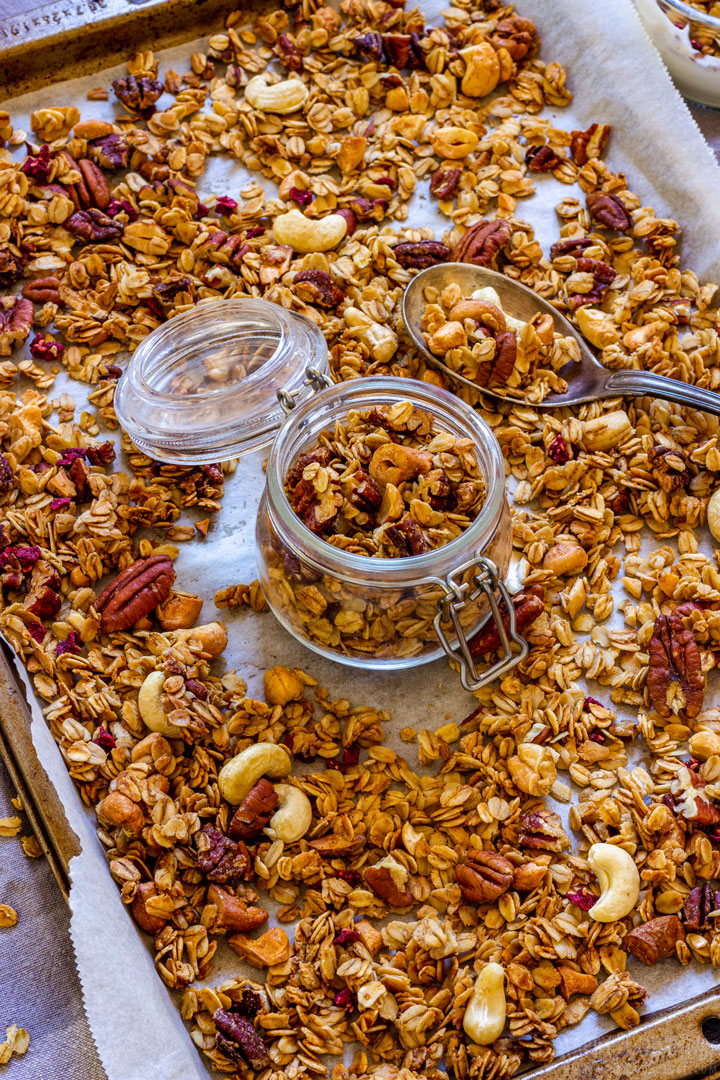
623, 320, 665, 351
273, 208, 347, 253
574, 306, 620, 349
138, 670, 183, 737
130, 881, 167, 935
170, 621, 227, 657
264, 665, 305, 706
218, 742, 292, 805
431, 126, 479, 159
460, 42, 501, 97
364, 855, 413, 907
267, 784, 313, 843
689, 730, 720, 760
228, 926, 291, 967
587, 843, 640, 922
582, 411, 632, 452
463, 962, 506, 1045
513, 860, 546, 891
344, 307, 398, 363
379, 482, 404, 522
448, 298, 506, 332
368, 443, 433, 487
542, 541, 588, 576
428, 321, 467, 354
708, 488, 720, 542
207, 883, 269, 932
507, 743, 556, 796
97, 790, 144, 833
156, 591, 203, 630
244, 73, 308, 113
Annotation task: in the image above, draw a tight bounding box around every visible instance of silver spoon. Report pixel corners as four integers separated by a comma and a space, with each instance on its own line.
402, 262, 720, 415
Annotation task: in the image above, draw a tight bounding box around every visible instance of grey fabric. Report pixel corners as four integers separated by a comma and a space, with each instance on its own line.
0, 757, 106, 1080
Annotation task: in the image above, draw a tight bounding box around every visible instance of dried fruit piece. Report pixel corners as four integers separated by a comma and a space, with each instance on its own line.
647, 612, 704, 720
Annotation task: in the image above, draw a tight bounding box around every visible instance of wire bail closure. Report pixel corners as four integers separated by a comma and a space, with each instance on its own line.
432, 555, 528, 693
277, 366, 331, 413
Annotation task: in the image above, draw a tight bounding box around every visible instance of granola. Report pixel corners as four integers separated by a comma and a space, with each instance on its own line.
2, 0, 720, 1076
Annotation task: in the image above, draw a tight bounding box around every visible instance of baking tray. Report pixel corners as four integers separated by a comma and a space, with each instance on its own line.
3, 1, 720, 1077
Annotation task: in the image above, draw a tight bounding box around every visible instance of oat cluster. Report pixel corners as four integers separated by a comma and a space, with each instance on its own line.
1, 0, 720, 1077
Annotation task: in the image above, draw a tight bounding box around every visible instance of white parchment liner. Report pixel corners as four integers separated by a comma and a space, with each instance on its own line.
5, 0, 720, 1076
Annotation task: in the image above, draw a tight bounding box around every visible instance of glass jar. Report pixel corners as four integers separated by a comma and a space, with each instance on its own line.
634, 0, 720, 108
115, 297, 525, 690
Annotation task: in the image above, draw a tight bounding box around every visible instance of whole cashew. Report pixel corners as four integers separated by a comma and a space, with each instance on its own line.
587, 842, 640, 922
344, 307, 398, 363
138, 670, 183, 738
244, 74, 308, 114
369, 442, 432, 487
169, 622, 227, 657
449, 299, 506, 333
463, 962, 506, 1045
218, 742, 292, 805
266, 784, 313, 842
273, 208, 347, 253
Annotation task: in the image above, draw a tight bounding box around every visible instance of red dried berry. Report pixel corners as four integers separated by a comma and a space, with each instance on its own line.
334, 988, 357, 1011
56, 631, 82, 656
21, 145, 52, 181
29, 334, 64, 361
106, 197, 139, 223
567, 888, 597, 911
57, 448, 87, 469
49, 497, 72, 511
548, 434, 570, 464
215, 196, 238, 215
333, 929, 361, 946
27, 623, 46, 643
92, 724, 116, 749
337, 869, 362, 886
326, 745, 360, 773
288, 187, 313, 207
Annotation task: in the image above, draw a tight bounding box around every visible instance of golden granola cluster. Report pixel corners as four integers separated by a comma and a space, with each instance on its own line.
1, 0, 720, 1078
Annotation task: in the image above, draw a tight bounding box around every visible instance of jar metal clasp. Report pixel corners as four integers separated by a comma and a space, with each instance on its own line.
432, 555, 528, 693
277, 366, 331, 414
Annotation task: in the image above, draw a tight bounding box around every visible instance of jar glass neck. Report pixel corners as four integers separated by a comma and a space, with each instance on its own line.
265, 376, 507, 584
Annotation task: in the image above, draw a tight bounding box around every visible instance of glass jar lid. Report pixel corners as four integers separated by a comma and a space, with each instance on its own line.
114, 298, 329, 464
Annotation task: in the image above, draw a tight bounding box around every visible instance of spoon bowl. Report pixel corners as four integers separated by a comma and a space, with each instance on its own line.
402, 263, 720, 416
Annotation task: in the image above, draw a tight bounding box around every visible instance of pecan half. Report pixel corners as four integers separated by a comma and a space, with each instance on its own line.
228, 779, 278, 841
196, 825, 251, 884
0, 297, 33, 356
95, 554, 176, 632
275, 33, 304, 72
455, 850, 514, 902
22, 276, 62, 305
89, 133, 130, 171
468, 584, 544, 656
430, 167, 461, 200
648, 445, 691, 493
112, 74, 164, 115
624, 915, 684, 965
451, 218, 512, 267
384, 33, 412, 68
525, 145, 562, 172
384, 517, 428, 556
349, 471, 382, 515
67, 208, 124, 243
476, 330, 517, 388
354, 32, 385, 62
647, 612, 704, 720
570, 123, 611, 166
586, 192, 632, 232
213, 1010, 270, 1071
77, 158, 111, 210
392, 240, 450, 269
568, 258, 617, 308
549, 237, 594, 261
490, 14, 537, 60
681, 884, 720, 932
287, 447, 332, 489
364, 863, 413, 907
293, 269, 345, 308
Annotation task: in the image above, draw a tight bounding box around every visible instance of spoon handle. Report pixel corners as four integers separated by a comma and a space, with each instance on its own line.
603, 369, 720, 417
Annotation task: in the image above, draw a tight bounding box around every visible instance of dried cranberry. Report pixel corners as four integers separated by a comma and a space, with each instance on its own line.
92, 724, 116, 749
49, 497, 72, 511
333, 928, 361, 946
0, 546, 41, 570
583, 696, 603, 710
57, 448, 87, 469
567, 888, 596, 911
288, 187, 313, 207
334, 988, 357, 1011
337, 868, 362, 887
27, 623, 45, 643
106, 197, 139, 223
245, 226, 265, 238
548, 434, 570, 464
56, 631, 82, 656
21, 145, 52, 181
326, 744, 360, 773
375, 176, 395, 189
29, 334, 64, 361
588, 731, 605, 743
146, 297, 165, 321
194, 202, 209, 219
234, 989, 262, 1019
215, 196, 238, 215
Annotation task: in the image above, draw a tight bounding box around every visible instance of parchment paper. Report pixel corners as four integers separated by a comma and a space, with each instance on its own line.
5, 1, 720, 1077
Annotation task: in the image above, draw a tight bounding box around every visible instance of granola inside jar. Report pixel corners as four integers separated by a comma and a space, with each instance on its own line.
257, 377, 513, 672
